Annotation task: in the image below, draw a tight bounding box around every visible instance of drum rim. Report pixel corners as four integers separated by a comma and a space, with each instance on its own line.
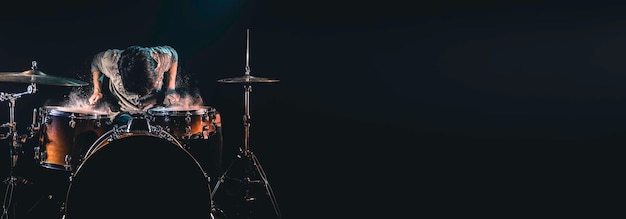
148, 105, 215, 116
42, 105, 111, 118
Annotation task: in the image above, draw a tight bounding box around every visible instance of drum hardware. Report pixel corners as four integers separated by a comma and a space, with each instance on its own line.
29, 108, 39, 139
123, 113, 153, 133
89, 113, 176, 147
0, 82, 37, 219
212, 29, 282, 219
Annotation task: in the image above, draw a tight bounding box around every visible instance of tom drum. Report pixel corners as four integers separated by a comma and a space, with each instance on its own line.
35, 106, 113, 172
147, 105, 221, 140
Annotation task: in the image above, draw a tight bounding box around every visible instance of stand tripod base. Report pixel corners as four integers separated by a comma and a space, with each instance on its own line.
1, 176, 17, 219
211, 149, 281, 219
1, 156, 70, 219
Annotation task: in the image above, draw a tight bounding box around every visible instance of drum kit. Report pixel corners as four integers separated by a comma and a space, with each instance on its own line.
0, 29, 281, 219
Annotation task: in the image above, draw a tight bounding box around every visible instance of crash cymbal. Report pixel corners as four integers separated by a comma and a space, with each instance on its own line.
217, 75, 279, 84
0, 69, 89, 86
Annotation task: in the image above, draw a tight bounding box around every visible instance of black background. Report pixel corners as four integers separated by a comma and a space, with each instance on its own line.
1, 0, 621, 218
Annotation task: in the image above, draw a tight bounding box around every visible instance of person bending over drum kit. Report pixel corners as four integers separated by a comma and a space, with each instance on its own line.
88, 45, 181, 125
85, 44, 224, 180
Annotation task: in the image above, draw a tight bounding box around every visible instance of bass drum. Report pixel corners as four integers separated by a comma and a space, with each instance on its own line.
64, 121, 213, 219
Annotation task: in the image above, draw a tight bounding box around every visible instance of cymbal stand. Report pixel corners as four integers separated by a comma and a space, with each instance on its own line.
212, 29, 281, 219
0, 83, 37, 219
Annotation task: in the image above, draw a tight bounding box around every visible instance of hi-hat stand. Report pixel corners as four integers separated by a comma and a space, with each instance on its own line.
212, 29, 281, 219
0, 83, 37, 219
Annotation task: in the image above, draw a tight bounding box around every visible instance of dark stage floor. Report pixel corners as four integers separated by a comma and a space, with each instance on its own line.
0, 127, 282, 219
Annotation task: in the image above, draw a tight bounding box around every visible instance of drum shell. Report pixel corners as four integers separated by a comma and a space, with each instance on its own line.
36, 106, 112, 171
147, 106, 220, 140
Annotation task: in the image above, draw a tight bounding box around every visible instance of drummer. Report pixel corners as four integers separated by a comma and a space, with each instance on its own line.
87, 45, 224, 179
88, 45, 181, 125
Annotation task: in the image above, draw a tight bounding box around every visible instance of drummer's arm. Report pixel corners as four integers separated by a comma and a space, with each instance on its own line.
89, 70, 104, 105
163, 61, 180, 106
166, 61, 178, 92
93, 70, 102, 93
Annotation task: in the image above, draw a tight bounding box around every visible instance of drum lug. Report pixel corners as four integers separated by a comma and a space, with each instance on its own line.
95, 120, 102, 128
151, 125, 163, 133
202, 125, 211, 139
59, 200, 67, 219
184, 113, 192, 135
110, 125, 122, 141
69, 114, 76, 128
205, 109, 216, 121
64, 154, 72, 170
34, 146, 40, 160
40, 150, 47, 163
155, 128, 175, 142
185, 112, 192, 124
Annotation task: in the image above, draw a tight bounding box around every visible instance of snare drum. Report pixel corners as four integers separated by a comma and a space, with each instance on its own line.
147, 106, 221, 140
35, 106, 113, 172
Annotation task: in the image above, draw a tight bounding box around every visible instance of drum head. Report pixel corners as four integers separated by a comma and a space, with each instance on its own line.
148, 105, 215, 116
43, 106, 111, 119
65, 133, 212, 219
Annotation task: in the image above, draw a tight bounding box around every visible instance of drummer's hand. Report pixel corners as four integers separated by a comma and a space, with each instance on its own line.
164, 92, 181, 106
89, 92, 103, 105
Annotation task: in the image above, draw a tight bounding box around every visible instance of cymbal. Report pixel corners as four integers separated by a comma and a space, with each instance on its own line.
0, 69, 89, 86
217, 75, 279, 84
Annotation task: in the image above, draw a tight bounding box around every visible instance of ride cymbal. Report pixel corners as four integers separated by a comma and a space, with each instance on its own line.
0, 69, 89, 86
217, 75, 279, 84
